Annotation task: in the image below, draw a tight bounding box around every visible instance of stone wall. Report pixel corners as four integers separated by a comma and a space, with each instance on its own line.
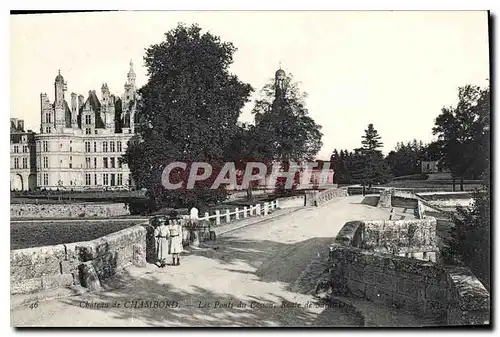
336, 218, 438, 261
328, 220, 490, 325
11, 224, 147, 295
329, 244, 490, 324
11, 202, 130, 218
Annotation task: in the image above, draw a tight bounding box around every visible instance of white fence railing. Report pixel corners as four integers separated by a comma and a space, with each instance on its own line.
197, 199, 280, 226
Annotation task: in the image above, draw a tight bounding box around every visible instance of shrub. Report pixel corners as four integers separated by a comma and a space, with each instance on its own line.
442, 171, 490, 290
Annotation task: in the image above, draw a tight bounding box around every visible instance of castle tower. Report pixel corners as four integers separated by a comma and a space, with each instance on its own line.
274, 65, 286, 99
40, 93, 53, 133
54, 70, 67, 133
122, 60, 137, 133
127, 60, 136, 87
70, 92, 78, 128
272, 65, 287, 114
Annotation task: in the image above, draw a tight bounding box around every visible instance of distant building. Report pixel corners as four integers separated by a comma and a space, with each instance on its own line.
10, 119, 37, 191
421, 160, 449, 174
11, 61, 140, 191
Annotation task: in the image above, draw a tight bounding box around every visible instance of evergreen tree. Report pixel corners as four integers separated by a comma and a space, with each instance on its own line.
359, 124, 391, 188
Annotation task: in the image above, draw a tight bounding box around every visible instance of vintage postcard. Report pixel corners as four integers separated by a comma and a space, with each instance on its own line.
9, 10, 491, 327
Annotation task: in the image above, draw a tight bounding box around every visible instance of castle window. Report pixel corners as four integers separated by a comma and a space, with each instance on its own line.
85, 115, 91, 125
117, 141, 122, 152
86, 157, 91, 168
94, 142, 97, 152
43, 173, 49, 186
22, 146, 28, 153
117, 173, 123, 186
69, 163, 72, 169
84, 141, 91, 152
43, 141, 48, 152
110, 141, 115, 152
94, 157, 97, 168
13, 145, 19, 153
103, 157, 108, 169
45, 127, 51, 133
14, 158, 19, 169
103, 173, 109, 186
103, 141, 108, 152
111, 158, 115, 168
43, 157, 48, 169
85, 128, 92, 135
95, 130, 98, 135
85, 174, 91, 186
118, 158, 123, 169
22, 157, 28, 169
94, 174, 97, 185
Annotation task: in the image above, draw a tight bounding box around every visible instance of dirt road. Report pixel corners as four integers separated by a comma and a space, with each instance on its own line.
11, 195, 391, 327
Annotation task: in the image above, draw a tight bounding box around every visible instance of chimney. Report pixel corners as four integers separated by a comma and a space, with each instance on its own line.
17, 120, 24, 132
78, 95, 84, 110
71, 93, 77, 112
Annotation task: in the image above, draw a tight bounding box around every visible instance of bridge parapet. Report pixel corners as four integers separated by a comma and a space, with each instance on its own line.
325, 219, 490, 325
305, 187, 348, 207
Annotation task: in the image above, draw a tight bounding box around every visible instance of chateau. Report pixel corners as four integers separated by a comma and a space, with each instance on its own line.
10, 62, 139, 191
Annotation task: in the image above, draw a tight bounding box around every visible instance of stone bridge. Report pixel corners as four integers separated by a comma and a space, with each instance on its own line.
10, 190, 489, 327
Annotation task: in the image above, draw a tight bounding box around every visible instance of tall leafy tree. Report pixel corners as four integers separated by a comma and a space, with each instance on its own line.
432, 84, 490, 190
124, 23, 253, 211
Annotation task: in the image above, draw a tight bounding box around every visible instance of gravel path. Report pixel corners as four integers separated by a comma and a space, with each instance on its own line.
11, 195, 392, 327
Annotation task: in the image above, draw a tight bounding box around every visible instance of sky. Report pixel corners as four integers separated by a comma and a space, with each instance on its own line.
10, 11, 489, 159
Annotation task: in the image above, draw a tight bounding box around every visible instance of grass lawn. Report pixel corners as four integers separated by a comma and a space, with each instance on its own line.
10, 220, 143, 250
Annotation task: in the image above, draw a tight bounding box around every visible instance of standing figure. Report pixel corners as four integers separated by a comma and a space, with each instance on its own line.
168, 212, 184, 266
154, 216, 170, 268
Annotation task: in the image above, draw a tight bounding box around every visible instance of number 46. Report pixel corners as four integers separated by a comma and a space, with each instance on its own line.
29, 301, 38, 310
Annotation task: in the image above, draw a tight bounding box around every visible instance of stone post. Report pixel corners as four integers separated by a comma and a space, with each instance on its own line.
257, 204, 261, 216
190, 207, 199, 221
204, 212, 209, 220
79, 261, 102, 292
215, 210, 220, 225
225, 209, 231, 223
132, 243, 146, 267
243, 206, 248, 218
264, 202, 269, 216
235, 208, 239, 220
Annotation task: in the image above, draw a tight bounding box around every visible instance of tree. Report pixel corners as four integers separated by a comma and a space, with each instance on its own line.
442, 168, 490, 290
385, 139, 427, 177
226, 122, 275, 200
361, 123, 383, 151
359, 124, 392, 188
432, 84, 490, 191
251, 71, 323, 195
124, 23, 253, 211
